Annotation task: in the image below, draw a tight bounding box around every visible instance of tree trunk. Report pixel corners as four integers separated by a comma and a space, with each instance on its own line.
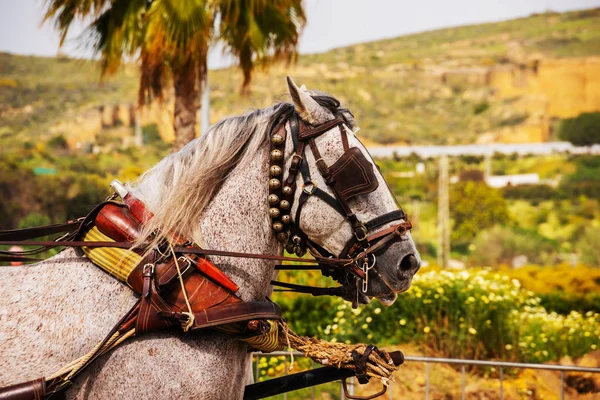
172, 59, 206, 151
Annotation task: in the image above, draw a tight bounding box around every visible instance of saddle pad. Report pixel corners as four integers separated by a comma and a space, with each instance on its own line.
82, 226, 141, 282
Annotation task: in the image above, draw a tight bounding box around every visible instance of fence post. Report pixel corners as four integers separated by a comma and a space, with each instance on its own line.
499, 367, 503, 400
426, 362, 430, 400
560, 370, 564, 400
255, 354, 259, 382
461, 365, 466, 400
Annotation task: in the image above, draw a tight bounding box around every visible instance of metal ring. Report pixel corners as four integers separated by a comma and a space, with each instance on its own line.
367, 253, 376, 269
302, 180, 318, 195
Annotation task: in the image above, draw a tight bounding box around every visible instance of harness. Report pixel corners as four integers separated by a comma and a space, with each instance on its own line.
0, 111, 411, 400
267, 113, 412, 304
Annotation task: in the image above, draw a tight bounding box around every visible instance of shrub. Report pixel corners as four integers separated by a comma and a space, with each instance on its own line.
538, 292, 600, 315
502, 184, 563, 201
451, 181, 510, 244
47, 134, 68, 150
473, 102, 489, 115
459, 169, 484, 182
559, 112, 600, 146
576, 225, 600, 266
306, 269, 600, 363
469, 225, 558, 267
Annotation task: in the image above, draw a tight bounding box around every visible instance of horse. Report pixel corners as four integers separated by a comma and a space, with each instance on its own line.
0, 77, 421, 399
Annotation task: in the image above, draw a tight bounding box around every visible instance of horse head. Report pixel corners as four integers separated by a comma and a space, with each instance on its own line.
279, 77, 422, 306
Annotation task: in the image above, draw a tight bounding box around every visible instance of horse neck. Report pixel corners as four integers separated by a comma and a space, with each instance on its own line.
193, 143, 279, 302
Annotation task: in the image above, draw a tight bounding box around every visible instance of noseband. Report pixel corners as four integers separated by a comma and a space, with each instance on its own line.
267, 113, 412, 299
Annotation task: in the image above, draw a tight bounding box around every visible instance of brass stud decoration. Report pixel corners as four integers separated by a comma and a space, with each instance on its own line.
282, 186, 293, 196
269, 179, 281, 190
268, 194, 279, 205
269, 208, 280, 219
270, 165, 282, 176
273, 222, 284, 232
280, 200, 290, 210
271, 134, 284, 145
271, 149, 283, 161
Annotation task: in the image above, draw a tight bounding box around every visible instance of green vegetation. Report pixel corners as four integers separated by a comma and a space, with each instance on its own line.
277, 268, 600, 364
559, 112, 600, 146
450, 182, 509, 245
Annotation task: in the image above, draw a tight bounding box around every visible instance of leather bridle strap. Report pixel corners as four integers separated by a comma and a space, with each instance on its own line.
0, 240, 351, 266
270, 280, 346, 297
0, 220, 81, 241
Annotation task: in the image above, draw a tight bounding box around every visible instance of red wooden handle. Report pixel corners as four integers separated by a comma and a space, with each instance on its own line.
196, 258, 240, 293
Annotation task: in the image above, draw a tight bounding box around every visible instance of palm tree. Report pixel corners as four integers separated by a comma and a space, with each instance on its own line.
44, 0, 306, 150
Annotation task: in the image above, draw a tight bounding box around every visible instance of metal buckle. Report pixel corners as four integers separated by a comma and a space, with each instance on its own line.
143, 263, 155, 274
177, 256, 192, 271
291, 153, 303, 165
302, 180, 317, 195
354, 225, 368, 242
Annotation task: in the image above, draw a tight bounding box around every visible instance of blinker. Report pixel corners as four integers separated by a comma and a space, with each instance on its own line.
327, 147, 379, 202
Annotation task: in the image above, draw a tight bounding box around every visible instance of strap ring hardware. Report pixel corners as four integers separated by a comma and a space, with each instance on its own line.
302, 180, 318, 195
177, 256, 192, 270
354, 225, 368, 242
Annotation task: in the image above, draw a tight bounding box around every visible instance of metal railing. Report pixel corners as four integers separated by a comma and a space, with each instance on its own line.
251, 351, 600, 400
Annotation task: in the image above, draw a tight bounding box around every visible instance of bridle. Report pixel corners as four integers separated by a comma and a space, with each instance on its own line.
267, 112, 412, 303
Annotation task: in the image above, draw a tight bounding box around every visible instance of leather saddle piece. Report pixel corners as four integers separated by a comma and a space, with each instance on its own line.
0, 378, 48, 400
326, 147, 379, 202
129, 254, 242, 334
85, 201, 280, 335
95, 203, 143, 245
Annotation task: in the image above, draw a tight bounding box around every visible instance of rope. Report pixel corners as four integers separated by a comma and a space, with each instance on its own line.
277, 321, 400, 386
47, 328, 135, 386
168, 242, 195, 332
281, 321, 295, 372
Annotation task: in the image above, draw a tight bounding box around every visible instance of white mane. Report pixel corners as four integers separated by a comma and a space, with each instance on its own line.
131, 103, 289, 247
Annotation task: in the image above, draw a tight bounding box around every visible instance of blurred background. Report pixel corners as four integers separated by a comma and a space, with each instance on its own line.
1, 1, 599, 398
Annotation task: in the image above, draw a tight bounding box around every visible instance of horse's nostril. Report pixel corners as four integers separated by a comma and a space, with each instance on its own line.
398, 254, 420, 276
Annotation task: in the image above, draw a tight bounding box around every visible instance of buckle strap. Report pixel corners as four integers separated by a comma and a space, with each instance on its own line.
365, 209, 407, 230
297, 118, 344, 140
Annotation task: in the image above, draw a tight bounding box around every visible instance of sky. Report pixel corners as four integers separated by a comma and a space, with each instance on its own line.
0, 0, 598, 68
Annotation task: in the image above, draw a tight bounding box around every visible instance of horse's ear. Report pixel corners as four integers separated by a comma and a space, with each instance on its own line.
286, 76, 334, 124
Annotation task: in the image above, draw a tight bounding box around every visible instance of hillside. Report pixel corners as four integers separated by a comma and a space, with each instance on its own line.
1, 8, 600, 147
